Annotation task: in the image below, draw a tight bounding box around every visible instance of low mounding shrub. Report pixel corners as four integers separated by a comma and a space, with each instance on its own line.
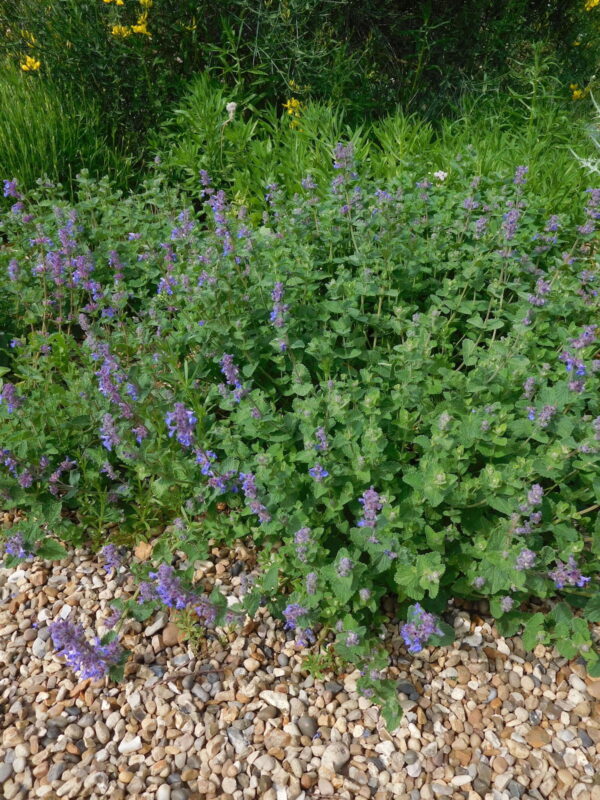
1, 151, 599, 726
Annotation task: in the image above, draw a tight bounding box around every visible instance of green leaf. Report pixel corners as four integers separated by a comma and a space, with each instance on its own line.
37, 539, 68, 560
584, 593, 600, 623
522, 613, 546, 650
262, 563, 280, 594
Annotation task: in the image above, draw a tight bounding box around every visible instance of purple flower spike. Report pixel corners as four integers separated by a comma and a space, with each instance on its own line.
4, 532, 34, 560
283, 603, 308, 630
49, 619, 122, 680
309, 463, 329, 482
101, 544, 122, 573
337, 557, 353, 577
148, 564, 190, 609
165, 403, 197, 448
357, 487, 383, 528
549, 556, 590, 590
0, 383, 24, 413
515, 549, 537, 571
400, 603, 443, 654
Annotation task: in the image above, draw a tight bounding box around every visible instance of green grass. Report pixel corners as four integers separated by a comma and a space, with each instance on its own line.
0, 63, 132, 195
156, 71, 597, 214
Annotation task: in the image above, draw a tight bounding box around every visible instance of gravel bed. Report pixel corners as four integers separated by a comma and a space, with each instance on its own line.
1, 542, 599, 800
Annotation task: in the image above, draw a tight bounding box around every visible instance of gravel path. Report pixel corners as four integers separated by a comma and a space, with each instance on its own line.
1, 543, 599, 800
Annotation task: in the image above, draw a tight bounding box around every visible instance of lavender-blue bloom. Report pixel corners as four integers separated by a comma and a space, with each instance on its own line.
513, 165, 529, 185
515, 548, 537, 571
522, 377, 536, 399
345, 632, 360, 646
49, 619, 122, 680
100, 414, 120, 451
101, 544, 122, 572
400, 603, 443, 653
549, 556, 590, 589
527, 484, 543, 507
0, 383, 24, 413
314, 427, 329, 451
148, 564, 190, 609
4, 532, 34, 559
165, 403, 196, 448
308, 463, 329, 482
294, 527, 312, 562
306, 572, 318, 595
283, 603, 308, 630
358, 487, 383, 528
195, 449, 217, 475
500, 596, 514, 612
337, 557, 353, 577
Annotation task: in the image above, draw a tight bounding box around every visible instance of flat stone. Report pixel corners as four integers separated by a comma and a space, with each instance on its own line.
526, 727, 551, 748
259, 691, 289, 712
156, 787, 171, 800
118, 735, 142, 754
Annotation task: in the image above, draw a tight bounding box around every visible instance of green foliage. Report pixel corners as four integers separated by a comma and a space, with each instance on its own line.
1, 137, 599, 722
0, 62, 131, 195
158, 68, 596, 214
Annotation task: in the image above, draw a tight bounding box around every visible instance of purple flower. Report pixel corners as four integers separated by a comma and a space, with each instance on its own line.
513, 165, 528, 185
473, 576, 485, 589
195, 597, 218, 627
345, 632, 360, 647
527, 484, 543, 507
132, 425, 148, 444
195, 449, 217, 476
283, 603, 308, 630
357, 487, 383, 528
0, 383, 24, 413
359, 588, 371, 602
18, 470, 33, 488
337, 557, 353, 577
522, 377, 536, 399
538, 405, 557, 428
148, 564, 190, 609
165, 403, 196, 448
309, 463, 329, 482
220, 354, 247, 401
549, 556, 590, 590
49, 619, 122, 680
502, 208, 520, 240
314, 427, 329, 451
500, 596, 514, 613
546, 215, 560, 232
100, 414, 120, 451
400, 604, 443, 654
294, 527, 312, 562
306, 572, 317, 595
3, 179, 21, 198
270, 282, 289, 329
296, 628, 316, 648
240, 472, 271, 523
101, 544, 122, 572
7, 259, 19, 281
474, 217, 488, 238
103, 607, 122, 630
333, 142, 354, 171
515, 548, 537, 571
137, 582, 158, 604
4, 532, 34, 559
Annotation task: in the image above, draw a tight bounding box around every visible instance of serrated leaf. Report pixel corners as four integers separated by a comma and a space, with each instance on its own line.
37, 539, 67, 560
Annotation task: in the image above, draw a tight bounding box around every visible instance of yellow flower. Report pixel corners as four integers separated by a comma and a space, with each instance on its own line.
139, 0, 153, 6
20, 55, 41, 71
111, 24, 131, 37
131, 12, 151, 34
584, 0, 599, 10
21, 29, 36, 47
283, 97, 302, 117
573, 40, 581, 46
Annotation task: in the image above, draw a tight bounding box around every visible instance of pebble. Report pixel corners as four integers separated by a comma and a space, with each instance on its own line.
321, 742, 350, 773
1, 544, 597, 800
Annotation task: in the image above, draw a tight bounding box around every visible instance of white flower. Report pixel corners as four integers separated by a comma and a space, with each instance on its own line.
433, 170, 448, 181
226, 101, 237, 121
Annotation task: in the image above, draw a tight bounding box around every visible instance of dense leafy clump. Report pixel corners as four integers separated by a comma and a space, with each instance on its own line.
0, 150, 599, 725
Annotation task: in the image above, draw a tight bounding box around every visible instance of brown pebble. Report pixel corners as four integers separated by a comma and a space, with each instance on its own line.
526, 727, 551, 748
